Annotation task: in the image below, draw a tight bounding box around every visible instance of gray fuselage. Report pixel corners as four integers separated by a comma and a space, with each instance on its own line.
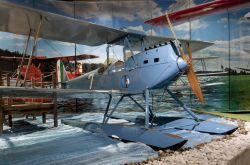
65, 44, 187, 94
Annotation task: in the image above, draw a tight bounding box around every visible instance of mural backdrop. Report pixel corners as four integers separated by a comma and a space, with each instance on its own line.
0, 0, 249, 112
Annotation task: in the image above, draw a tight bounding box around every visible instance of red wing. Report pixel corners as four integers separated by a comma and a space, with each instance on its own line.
47, 54, 98, 61
0, 56, 47, 61
1, 54, 98, 62
0, 56, 27, 60
144, 0, 249, 26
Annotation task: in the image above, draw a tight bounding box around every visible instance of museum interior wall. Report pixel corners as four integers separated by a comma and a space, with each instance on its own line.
0, 0, 249, 112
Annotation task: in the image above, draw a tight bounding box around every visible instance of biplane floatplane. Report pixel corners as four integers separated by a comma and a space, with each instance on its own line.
192, 56, 228, 76
0, 1, 240, 149
236, 57, 250, 73
236, 67, 250, 72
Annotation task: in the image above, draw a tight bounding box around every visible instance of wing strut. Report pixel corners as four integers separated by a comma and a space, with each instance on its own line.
16, 29, 31, 87
23, 16, 42, 87
165, 88, 199, 121
106, 44, 110, 66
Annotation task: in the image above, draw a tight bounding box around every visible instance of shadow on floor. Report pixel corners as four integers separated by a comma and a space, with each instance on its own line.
3, 119, 46, 135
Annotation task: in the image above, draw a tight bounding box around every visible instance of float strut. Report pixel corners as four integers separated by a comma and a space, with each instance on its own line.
104, 95, 124, 123
145, 89, 150, 128
166, 88, 199, 121
142, 93, 154, 118
103, 94, 112, 123
128, 95, 154, 118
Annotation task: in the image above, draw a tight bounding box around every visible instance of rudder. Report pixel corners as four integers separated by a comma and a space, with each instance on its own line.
56, 60, 69, 86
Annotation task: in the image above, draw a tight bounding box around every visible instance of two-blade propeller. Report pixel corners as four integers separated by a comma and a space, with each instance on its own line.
165, 13, 204, 103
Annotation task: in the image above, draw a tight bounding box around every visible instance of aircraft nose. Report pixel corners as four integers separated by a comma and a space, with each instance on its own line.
177, 57, 188, 72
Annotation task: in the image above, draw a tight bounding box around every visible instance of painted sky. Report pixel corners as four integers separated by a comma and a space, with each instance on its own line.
0, 0, 249, 69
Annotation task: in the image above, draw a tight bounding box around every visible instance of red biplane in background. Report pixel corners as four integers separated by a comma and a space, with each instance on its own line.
0, 54, 98, 86
0, 54, 98, 103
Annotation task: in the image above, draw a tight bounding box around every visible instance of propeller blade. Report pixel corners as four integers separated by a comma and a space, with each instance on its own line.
165, 12, 204, 102
186, 65, 204, 102
186, 45, 204, 102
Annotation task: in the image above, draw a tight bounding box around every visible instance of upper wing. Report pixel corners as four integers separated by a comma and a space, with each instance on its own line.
0, 1, 127, 46
141, 35, 213, 52
0, 1, 212, 51
144, 0, 249, 26
112, 29, 213, 51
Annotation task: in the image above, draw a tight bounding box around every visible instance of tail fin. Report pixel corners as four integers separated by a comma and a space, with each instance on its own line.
56, 60, 69, 85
